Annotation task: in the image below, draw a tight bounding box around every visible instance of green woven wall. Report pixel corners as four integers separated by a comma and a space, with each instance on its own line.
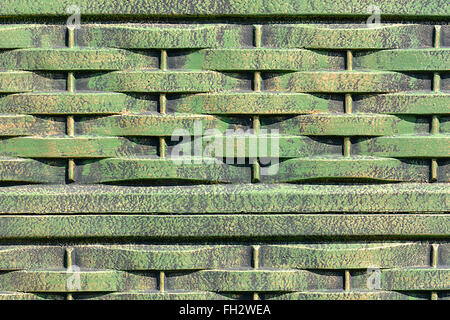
0, 0, 448, 300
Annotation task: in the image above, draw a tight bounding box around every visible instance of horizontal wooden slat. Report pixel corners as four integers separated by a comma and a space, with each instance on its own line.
77, 158, 250, 183
76, 114, 232, 136
264, 71, 427, 93
0, 48, 157, 71
261, 156, 429, 183
0, 25, 65, 48
0, 72, 36, 93
0, 270, 155, 292
0, 135, 341, 159
167, 269, 342, 292
75, 245, 250, 270
79, 24, 245, 49
0, 246, 65, 270
182, 134, 340, 158
0, 214, 447, 239
175, 49, 344, 71
0, 158, 65, 184
0, 92, 350, 116
171, 93, 342, 115
260, 243, 430, 269
86, 71, 246, 93
0, 136, 157, 158
0, 6, 446, 300
440, 119, 450, 134
352, 268, 450, 291
265, 291, 423, 300
382, 269, 450, 291
354, 93, 450, 114
0, 292, 62, 300
264, 114, 418, 136
0, 92, 153, 115
355, 135, 450, 158
1, 0, 447, 18
0, 115, 64, 136
354, 49, 450, 71
84, 292, 231, 300
0, 184, 447, 214
263, 24, 434, 49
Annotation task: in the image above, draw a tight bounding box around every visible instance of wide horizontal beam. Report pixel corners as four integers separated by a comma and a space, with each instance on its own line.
0, 184, 448, 214
0, 0, 447, 18
0, 214, 447, 239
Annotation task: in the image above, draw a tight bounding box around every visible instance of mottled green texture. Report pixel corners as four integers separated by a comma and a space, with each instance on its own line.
0, 0, 447, 17
0, 214, 447, 239
181, 135, 342, 158
260, 243, 430, 269
0, 1, 448, 300
352, 268, 450, 290
87, 71, 246, 93
173, 134, 447, 160
0, 115, 64, 136
179, 49, 343, 71
264, 114, 419, 136
0, 92, 153, 115
0, 25, 65, 48
79, 25, 246, 49
0, 71, 65, 92
265, 71, 428, 93
264, 24, 434, 49
0, 243, 446, 298
0, 293, 61, 300
0, 136, 157, 158
0, 92, 343, 115
171, 93, 341, 115
168, 270, 342, 291
354, 49, 450, 71
261, 156, 429, 183
77, 114, 232, 136
0, 48, 158, 71
0, 184, 447, 213
0, 72, 38, 93
355, 93, 450, 114
356, 135, 450, 158
0, 270, 155, 292
75, 245, 251, 270
0, 246, 65, 270
0, 158, 65, 184
265, 291, 423, 300
77, 158, 250, 183
85, 292, 231, 300
440, 244, 450, 265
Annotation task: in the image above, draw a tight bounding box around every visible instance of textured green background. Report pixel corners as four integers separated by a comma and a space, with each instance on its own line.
0, 0, 448, 300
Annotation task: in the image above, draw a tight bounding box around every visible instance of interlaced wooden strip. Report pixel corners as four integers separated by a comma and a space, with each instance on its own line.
0, 0, 448, 300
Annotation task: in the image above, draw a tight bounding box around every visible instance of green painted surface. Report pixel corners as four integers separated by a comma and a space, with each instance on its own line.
264, 24, 435, 49
0, 0, 448, 300
180, 49, 343, 71
0, 92, 153, 114
0, 184, 447, 213
265, 71, 428, 93
0, 0, 448, 17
